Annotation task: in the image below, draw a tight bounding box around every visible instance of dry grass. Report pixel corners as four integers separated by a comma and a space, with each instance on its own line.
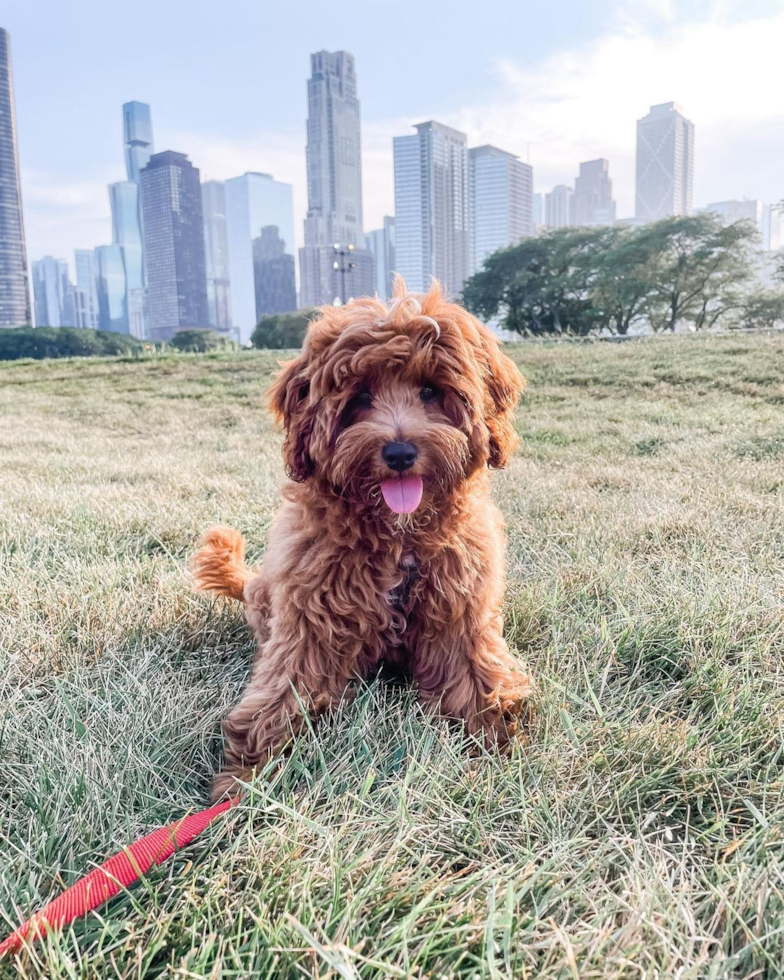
1, 332, 784, 978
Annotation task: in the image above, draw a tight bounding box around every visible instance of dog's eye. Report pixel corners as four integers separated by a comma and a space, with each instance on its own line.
347, 390, 373, 411
419, 385, 439, 403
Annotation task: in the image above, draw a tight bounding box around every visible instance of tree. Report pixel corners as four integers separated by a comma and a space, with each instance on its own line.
591, 226, 659, 335
0, 327, 141, 361
741, 291, 784, 330
170, 329, 234, 353
251, 308, 318, 349
635, 214, 758, 332
463, 227, 615, 337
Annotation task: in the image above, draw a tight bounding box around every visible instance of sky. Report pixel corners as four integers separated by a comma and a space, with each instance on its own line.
4, 0, 784, 270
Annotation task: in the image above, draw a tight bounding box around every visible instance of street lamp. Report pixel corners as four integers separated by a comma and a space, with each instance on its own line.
332, 242, 357, 305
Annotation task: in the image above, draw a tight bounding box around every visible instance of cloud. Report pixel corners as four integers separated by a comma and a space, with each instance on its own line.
445, 6, 784, 216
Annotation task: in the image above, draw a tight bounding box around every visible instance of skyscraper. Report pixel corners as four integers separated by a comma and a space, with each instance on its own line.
225, 172, 295, 342
139, 151, 209, 340
469, 145, 533, 275
532, 192, 544, 230
365, 216, 396, 301
74, 248, 98, 330
545, 185, 573, 228
300, 50, 374, 306
123, 102, 155, 184
0, 28, 31, 327
572, 159, 616, 226
109, 180, 144, 336
393, 120, 469, 297
252, 226, 297, 320
201, 181, 233, 331
32, 257, 75, 327
94, 244, 129, 334
635, 102, 694, 222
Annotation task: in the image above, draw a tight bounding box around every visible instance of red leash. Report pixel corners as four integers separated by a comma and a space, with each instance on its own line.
0, 796, 239, 959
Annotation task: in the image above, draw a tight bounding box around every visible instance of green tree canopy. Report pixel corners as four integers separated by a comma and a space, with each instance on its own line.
170, 329, 235, 353
0, 327, 142, 361
462, 216, 764, 337
251, 308, 318, 349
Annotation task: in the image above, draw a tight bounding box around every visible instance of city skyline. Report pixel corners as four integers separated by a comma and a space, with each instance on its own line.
5, 2, 783, 270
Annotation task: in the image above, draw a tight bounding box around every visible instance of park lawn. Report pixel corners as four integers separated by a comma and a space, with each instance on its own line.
1, 332, 783, 978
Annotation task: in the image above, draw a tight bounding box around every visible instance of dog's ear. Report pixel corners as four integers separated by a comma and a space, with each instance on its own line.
478, 326, 526, 469
267, 356, 315, 482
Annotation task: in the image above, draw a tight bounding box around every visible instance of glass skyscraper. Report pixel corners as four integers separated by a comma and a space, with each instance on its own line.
225, 172, 295, 343
74, 248, 98, 330
123, 102, 154, 184
140, 151, 209, 340
365, 217, 396, 301
635, 102, 694, 222
94, 245, 129, 334
393, 121, 469, 297
468, 145, 533, 276
252, 225, 297, 320
572, 159, 616, 227
299, 50, 374, 307
201, 181, 233, 331
32, 257, 75, 327
109, 180, 144, 336
0, 28, 31, 327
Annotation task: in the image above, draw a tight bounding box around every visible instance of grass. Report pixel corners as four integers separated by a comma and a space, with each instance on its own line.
1, 331, 783, 978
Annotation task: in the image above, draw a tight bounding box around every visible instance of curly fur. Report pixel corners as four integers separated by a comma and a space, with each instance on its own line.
193, 278, 532, 801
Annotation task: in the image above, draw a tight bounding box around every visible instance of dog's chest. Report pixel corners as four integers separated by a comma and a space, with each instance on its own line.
387, 550, 420, 622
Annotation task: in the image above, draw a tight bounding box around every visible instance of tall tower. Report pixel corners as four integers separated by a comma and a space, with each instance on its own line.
545, 185, 573, 228
635, 102, 694, 222
393, 120, 469, 297
201, 181, 233, 332
139, 151, 209, 340
469, 145, 533, 276
572, 159, 616, 226
123, 102, 154, 183
224, 172, 295, 342
299, 51, 373, 307
0, 28, 32, 327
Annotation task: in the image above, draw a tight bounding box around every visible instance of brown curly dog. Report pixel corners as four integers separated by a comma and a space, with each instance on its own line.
193, 277, 531, 800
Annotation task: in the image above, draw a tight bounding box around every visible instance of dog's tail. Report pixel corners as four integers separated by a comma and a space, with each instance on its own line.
191, 526, 250, 603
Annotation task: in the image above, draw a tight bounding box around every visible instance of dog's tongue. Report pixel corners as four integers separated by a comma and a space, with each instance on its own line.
380, 475, 424, 514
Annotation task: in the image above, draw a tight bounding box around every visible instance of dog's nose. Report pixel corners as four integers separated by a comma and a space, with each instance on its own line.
382, 441, 418, 472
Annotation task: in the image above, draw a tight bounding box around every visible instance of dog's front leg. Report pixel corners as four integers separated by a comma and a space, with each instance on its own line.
212, 625, 359, 801
413, 607, 532, 749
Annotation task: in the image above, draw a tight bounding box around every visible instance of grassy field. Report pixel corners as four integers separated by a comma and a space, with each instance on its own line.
1, 332, 783, 978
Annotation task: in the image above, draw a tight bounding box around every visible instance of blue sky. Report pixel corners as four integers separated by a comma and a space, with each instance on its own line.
5, 0, 783, 266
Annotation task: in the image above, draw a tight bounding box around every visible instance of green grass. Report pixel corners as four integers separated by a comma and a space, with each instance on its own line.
1, 332, 784, 978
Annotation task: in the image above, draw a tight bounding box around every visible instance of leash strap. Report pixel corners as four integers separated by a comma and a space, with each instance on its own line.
0, 796, 238, 959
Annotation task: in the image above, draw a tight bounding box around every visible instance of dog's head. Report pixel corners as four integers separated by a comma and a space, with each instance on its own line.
268, 278, 525, 519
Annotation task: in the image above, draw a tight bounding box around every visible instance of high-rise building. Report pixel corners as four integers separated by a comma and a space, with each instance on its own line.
139, 151, 209, 340
394, 120, 469, 297
572, 159, 616, 226
123, 102, 154, 184
109, 180, 144, 337
469, 145, 533, 275
225, 172, 295, 342
635, 102, 694, 222
765, 205, 782, 252
533, 192, 544, 231
545, 185, 573, 229
252, 226, 297, 320
201, 181, 233, 331
0, 28, 31, 327
32, 257, 75, 327
299, 50, 374, 307
74, 248, 98, 330
365, 216, 396, 300
94, 244, 129, 333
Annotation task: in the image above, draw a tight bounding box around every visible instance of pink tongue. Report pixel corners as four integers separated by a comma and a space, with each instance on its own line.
380, 475, 424, 514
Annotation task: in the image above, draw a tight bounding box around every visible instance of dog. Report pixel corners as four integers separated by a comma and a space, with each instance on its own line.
193, 277, 531, 800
